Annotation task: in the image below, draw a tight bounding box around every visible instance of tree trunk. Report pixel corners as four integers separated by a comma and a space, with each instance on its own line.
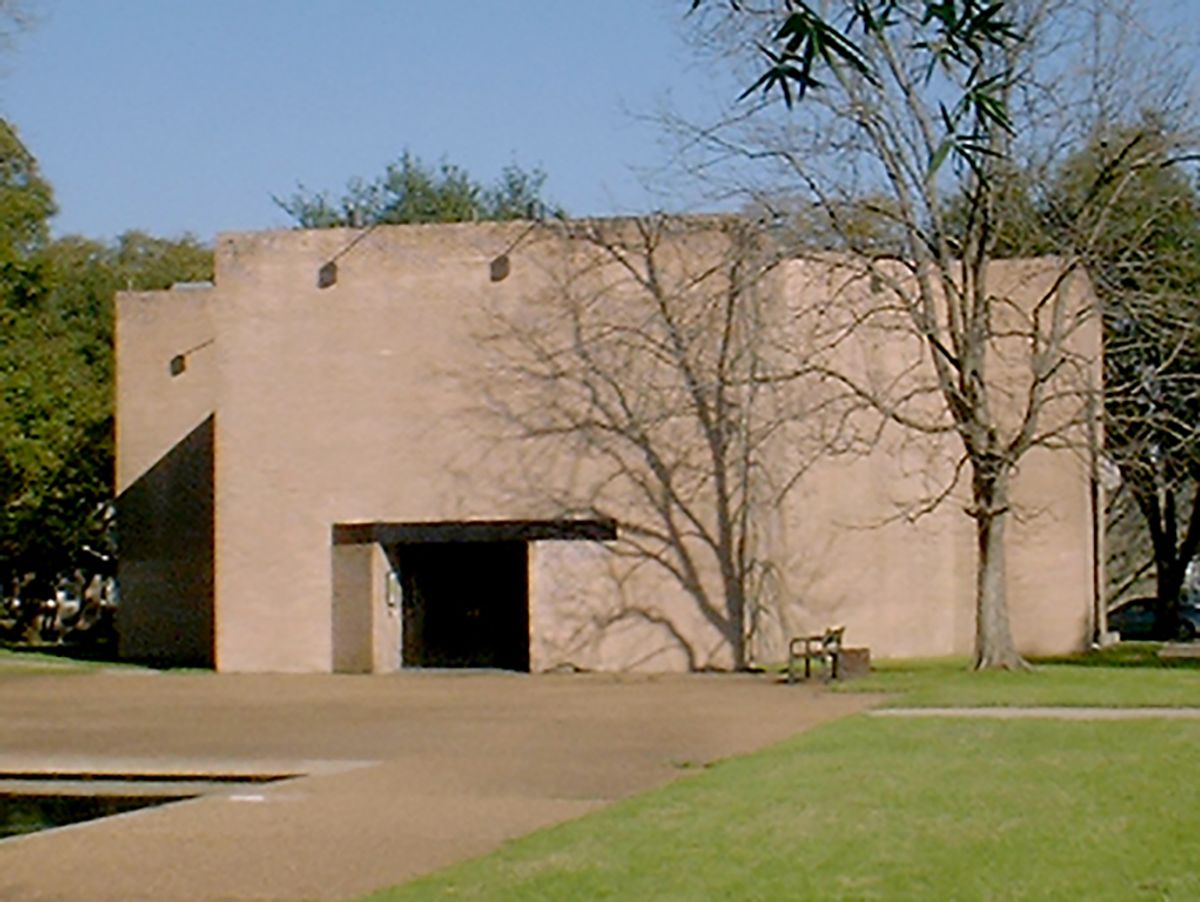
1148, 484, 1200, 639
1155, 561, 1185, 639
972, 471, 1028, 670
726, 586, 748, 670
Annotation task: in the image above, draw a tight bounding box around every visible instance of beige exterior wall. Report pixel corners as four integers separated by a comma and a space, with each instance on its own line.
765, 434, 1094, 660
529, 540, 702, 672
115, 287, 217, 665
116, 287, 216, 491
331, 542, 400, 673
116, 223, 1100, 672
764, 259, 1099, 661
210, 226, 559, 671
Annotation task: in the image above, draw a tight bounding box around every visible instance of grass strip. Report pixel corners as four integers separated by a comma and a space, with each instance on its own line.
369, 716, 1200, 901
0, 645, 152, 676
833, 646, 1200, 708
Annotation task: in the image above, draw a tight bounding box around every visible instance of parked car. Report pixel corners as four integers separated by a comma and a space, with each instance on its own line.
1108, 596, 1200, 641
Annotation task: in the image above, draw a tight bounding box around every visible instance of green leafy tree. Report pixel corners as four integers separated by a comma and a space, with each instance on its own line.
0, 119, 214, 597
691, 0, 1019, 176
2, 232, 213, 597
275, 151, 556, 227
0, 118, 60, 595
0, 119, 54, 309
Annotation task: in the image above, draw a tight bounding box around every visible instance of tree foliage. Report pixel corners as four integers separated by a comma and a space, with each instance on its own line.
691, 0, 1020, 176
275, 151, 557, 227
0, 119, 55, 310
1054, 124, 1200, 631
0, 119, 213, 596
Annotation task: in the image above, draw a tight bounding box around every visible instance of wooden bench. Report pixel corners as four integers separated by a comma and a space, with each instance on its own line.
787, 625, 845, 683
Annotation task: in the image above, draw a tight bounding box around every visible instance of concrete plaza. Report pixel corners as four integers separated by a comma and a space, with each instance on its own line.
0, 669, 877, 901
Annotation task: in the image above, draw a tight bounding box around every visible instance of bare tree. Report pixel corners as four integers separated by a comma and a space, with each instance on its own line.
672, 0, 1190, 668
479, 215, 818, 670
1107, 292, 1200, 636
938, 107, 1200, 640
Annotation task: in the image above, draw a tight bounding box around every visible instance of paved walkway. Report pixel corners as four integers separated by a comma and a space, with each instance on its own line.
0, 670, 877, 901
874, 706, 1200, 719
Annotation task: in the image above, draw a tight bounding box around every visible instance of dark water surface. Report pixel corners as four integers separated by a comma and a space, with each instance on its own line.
0, 793, 190, 839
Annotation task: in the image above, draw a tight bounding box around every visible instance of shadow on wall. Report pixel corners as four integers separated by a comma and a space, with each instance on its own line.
116, 415, 214, 668
530, 545, 720, 672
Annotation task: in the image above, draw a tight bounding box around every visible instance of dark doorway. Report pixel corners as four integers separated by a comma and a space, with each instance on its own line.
389, 541, 529, 671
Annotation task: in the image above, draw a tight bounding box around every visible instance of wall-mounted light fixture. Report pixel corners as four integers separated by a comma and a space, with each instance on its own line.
316, 221, 384, 289
488, 220, 541, 283
489, 254, 511, 282
169, 338, 215, 377
315, 216, 549, 289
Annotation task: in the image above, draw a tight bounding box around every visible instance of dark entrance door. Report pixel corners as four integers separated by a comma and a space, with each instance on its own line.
390, 541, 530, 671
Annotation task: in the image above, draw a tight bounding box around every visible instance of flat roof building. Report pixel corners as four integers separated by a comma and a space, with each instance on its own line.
115, 220, 1101, 672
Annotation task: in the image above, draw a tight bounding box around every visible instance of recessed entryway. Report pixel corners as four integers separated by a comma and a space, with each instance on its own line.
389, 541, 528, 671
331, 519, 617, 674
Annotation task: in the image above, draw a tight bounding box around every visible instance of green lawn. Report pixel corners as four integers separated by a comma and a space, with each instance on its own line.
0, 645, 144, 676
366, 648, 1200, 901
837, 645, 1200, 708
0, 646, 95, 675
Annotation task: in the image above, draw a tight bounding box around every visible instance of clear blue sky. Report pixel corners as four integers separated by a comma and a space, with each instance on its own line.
3, 1, 1194, 244
0, 1, 730, 242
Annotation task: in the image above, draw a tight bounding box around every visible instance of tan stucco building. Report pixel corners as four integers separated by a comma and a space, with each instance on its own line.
115, 220, 1102, 672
